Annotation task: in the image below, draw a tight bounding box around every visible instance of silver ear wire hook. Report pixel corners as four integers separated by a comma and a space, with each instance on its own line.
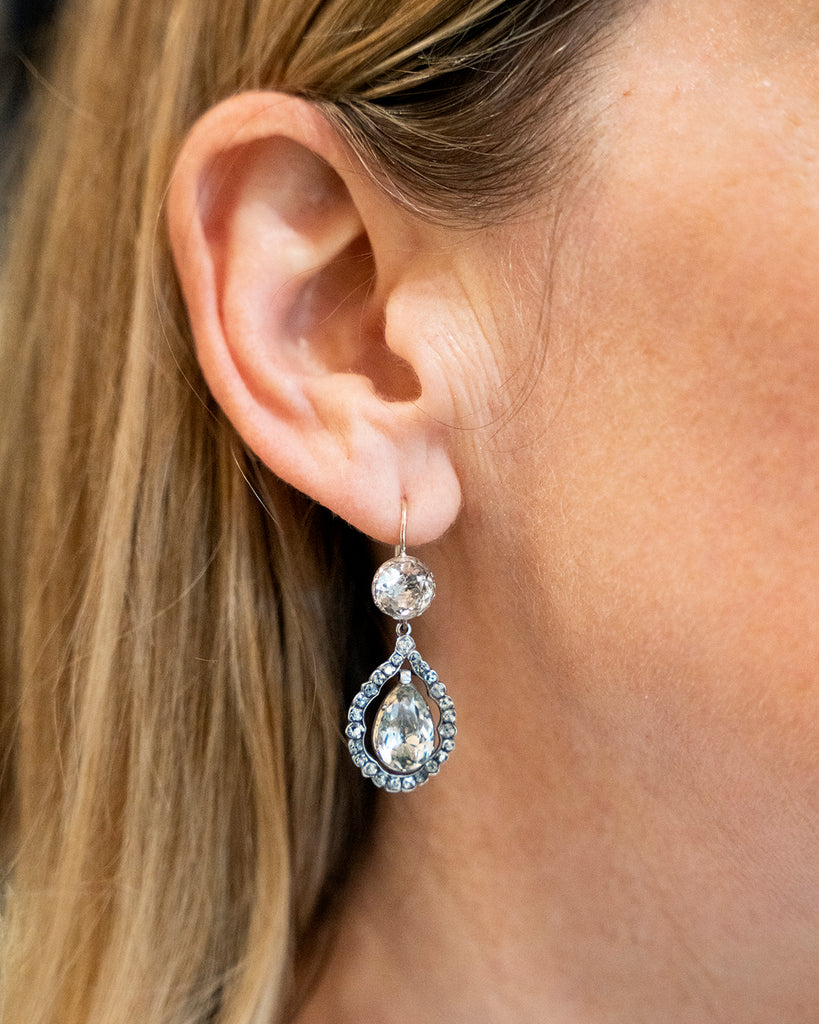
396, 499, 407, 558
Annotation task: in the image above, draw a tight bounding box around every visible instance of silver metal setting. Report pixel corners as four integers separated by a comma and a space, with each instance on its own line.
346, 625, 457, 791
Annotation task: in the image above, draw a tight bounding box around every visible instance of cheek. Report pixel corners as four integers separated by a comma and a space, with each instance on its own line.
447, 0, 819, 931
482, 87, 819, 791
549, 74, 819, 654
582, 164, 819, 540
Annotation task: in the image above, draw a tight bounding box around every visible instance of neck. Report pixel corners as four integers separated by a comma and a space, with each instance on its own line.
295, 528, 819, 1024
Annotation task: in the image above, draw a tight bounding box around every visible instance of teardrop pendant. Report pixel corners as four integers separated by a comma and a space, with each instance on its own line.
373, 670, 435, 773
346, 626, 456, 791
345, 503, 456, 791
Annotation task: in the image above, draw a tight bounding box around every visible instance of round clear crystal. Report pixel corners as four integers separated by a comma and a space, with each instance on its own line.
372, 556, 435, 620
395, 635, 414, 656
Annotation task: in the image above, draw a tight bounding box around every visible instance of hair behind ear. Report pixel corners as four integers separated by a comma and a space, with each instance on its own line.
0, 0, 618, 1019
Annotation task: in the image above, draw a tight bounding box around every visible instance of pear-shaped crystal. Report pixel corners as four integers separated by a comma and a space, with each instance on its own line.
373, 678, 435, 773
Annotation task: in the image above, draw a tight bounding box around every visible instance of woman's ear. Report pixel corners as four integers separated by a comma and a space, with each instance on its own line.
167, 91, 460, 544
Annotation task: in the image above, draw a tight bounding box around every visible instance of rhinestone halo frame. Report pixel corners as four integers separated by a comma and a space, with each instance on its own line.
345, 629, 457, 792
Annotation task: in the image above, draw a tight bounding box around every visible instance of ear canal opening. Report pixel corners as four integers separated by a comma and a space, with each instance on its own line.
368, 344, 423, 404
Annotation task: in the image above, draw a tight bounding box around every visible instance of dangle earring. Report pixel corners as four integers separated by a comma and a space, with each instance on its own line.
346, 502, 456, 791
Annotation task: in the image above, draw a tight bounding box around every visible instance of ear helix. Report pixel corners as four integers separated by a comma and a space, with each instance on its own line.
345, 501, 457, 791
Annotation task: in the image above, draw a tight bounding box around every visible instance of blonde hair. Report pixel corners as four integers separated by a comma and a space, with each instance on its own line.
0, 1, 616, 1021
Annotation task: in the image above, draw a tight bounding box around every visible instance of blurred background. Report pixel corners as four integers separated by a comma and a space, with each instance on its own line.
1, 0, 61, 212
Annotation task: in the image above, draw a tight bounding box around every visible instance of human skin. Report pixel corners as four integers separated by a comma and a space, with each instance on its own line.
292, 1, 819, 1021
168, 0, 819, 1019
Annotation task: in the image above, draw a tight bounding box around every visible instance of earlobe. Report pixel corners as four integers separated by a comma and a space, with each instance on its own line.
167, 92, 460, 544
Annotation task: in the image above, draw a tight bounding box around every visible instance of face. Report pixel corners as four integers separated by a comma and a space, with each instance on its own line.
430, 0, 819, 974
517, 0, 819, 707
